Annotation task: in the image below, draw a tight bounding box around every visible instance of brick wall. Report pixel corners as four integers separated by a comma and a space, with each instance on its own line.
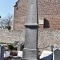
13, 0, 60, 30
38, 0, 60, 29
38, 29, 60, 52
0, 29, 25, 43
1, 29, 60, 52
13, 0, 28, 30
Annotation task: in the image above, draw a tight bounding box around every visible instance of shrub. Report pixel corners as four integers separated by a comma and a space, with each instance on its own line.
8, 44, 17, 50
8, 44, 14, 50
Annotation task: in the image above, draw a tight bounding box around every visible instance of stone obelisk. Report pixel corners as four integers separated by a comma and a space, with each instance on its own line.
22, 0, 38, 60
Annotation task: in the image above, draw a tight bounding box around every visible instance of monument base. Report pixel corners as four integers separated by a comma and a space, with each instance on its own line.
22, 48, 38, 60
22, 58, 37, 60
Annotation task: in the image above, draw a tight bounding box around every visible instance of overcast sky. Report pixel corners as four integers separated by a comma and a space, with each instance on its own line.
0, 0, 17, 18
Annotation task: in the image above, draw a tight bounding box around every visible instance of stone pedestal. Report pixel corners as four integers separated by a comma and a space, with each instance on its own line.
22, 0, 38, 60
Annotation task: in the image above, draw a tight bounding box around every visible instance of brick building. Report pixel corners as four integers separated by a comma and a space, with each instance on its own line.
13, 0, 60, 52
13, 0, 60, 30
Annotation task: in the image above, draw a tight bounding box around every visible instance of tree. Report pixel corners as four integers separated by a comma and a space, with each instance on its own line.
1, 14, 13, 30
0, 19, 6, 29
5, 14, 13, 30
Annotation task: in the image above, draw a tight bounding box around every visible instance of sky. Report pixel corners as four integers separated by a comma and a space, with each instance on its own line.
0, 0, 17, 19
